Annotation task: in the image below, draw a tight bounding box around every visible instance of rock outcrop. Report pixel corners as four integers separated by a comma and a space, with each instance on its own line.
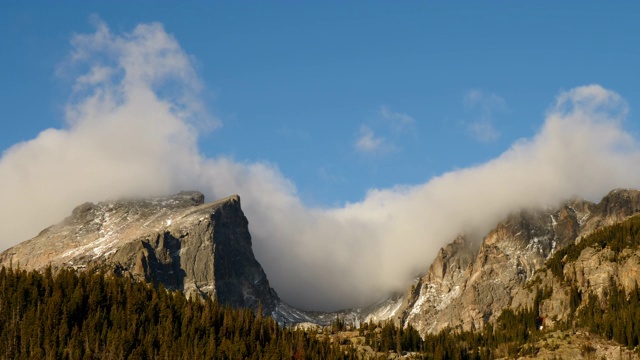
0, 192, 282, 315
511, 214, 640, 329
398, 189, 640, 336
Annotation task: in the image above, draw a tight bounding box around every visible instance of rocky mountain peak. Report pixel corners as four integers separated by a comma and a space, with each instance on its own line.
0, 192, 285, 316
593, 188, 640, 218
62, 191, 209, 234
398, 190, 640, 336
578, 189, 640, 237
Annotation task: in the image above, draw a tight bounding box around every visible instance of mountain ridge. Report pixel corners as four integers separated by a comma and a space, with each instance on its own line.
393, 188, 640, 336
3, 188, 640, 335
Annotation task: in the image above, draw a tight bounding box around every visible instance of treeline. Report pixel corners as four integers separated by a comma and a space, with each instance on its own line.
0, 266, 355, 360
358, 320, 422, 354
406, 280, 640, 359
1, 267, 639, 360
353, 287, 548, 360
0, 263, 548, 360
414, 287, 549, 360
547, 214, 640, 279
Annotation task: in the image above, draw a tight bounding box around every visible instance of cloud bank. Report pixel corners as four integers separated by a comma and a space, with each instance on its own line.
2, 20, 640, 311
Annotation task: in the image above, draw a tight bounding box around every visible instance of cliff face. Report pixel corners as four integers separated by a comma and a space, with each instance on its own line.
511, 210, 640, 329
400, 189, 640, 336
0, 192, 278, 314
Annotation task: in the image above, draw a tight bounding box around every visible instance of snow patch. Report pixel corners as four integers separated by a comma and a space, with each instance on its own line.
364, 296, 404, 323
273, 302, 317, 325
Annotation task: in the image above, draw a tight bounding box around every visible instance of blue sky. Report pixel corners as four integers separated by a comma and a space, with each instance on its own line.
3, 2, 640, 309
4, 2, 640, 206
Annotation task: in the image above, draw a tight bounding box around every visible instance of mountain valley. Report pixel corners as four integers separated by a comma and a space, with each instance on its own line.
3, 189, 640, 358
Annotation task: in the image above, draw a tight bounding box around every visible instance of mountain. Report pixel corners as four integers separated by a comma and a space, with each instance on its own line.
511, 208, 640, 329
4, 188, 640, 339
390, 189, 640, 336
0, 191, 312, 323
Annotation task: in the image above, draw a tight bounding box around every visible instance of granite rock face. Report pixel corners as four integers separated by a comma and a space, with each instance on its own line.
0, 192, 279, 314
399, 189, 640, 336
512, 232, 640, 328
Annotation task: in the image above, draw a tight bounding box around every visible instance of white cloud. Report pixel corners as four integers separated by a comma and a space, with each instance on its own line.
354, 125, 388, 153
0, 19, 207, 250
464, 89, 506, 142
63, 17, 216, 132
354, 106, 414, 155
1, 19, 640, 312
380, 105, 415, 132
550, 84, 628, 121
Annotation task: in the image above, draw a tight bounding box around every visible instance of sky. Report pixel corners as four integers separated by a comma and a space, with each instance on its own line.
2, 2, 640, 311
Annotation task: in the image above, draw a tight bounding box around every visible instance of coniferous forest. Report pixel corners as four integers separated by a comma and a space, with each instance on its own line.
3, 265, 640, 359
0, 266, 354, 360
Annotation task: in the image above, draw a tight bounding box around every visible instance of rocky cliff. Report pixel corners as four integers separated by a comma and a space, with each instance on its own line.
396, 189, 640, 336
0, 191, 311, 322
511, 208, 640, 330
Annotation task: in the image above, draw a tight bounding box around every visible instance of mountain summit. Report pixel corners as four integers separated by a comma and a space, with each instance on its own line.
0, 191, 311, 322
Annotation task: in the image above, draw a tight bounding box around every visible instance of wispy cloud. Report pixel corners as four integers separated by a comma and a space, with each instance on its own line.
354, 125, 388, 153
468, 121, 499, 143
380, 105, 415, 132
463, 90, 506, 142
354, 106, 414, 155
2, 19, 640, 312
